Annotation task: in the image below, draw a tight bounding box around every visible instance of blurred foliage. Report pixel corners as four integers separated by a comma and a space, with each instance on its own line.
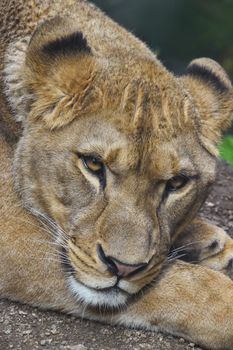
92, 0, 233, 159
92, 0, 233, 77
220, 136, 233, 165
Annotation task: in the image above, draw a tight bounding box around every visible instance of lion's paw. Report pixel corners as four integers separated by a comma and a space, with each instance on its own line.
199, 237, 233, 279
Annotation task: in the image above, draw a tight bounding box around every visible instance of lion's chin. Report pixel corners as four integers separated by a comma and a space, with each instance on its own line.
68, 276, 129, 308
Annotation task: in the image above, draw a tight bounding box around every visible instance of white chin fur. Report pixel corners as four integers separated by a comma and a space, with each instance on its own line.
69, 276, 128, 307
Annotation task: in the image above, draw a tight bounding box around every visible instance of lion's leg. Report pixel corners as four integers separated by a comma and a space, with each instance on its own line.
173, 217, 233, 278
111, 261, 233, 350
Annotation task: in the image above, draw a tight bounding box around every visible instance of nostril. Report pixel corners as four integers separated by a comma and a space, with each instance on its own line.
97, 244, 118, 275
97, 244, 148, 277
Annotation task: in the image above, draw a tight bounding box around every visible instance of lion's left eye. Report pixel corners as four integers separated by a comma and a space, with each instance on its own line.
165, 175, 190, 193
80, 154, 106, 186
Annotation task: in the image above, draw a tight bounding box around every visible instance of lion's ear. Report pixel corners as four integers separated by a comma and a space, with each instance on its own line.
24, 17, 96, 129
182, 58, 233, 155
186, 58, 232, 92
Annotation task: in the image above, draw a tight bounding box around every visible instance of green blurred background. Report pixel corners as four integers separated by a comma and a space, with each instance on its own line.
92, 0, 233, 165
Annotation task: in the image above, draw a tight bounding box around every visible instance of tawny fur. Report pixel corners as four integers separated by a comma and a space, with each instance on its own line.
1, 1, 233, 349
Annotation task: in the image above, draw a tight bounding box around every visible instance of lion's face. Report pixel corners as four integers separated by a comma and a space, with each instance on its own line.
15, 107, 216, 307
9, 18, 232, 308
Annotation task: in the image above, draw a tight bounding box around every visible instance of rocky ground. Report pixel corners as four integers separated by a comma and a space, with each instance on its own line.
0, 161, 232, 350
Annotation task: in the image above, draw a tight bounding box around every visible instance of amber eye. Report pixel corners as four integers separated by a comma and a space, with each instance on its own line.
82, 155, 103, 173
165, 175, 189, 193
80, 154, 106, 187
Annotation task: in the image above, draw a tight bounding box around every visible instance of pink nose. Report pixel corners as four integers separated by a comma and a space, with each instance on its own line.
112, 259, 147, 277
97, 244, 147, 277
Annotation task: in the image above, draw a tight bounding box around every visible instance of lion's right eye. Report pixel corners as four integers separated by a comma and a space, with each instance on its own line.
82, 155, 103, 173
80, 154, 106, 187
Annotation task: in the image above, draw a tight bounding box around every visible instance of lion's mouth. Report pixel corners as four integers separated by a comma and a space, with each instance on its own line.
60, 247, 127, 307
62, 245, 164, 308
68, 275, 130, 308
66, 264, 163, 308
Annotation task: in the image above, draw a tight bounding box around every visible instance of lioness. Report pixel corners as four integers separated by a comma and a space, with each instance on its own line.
1, 0, 233, 349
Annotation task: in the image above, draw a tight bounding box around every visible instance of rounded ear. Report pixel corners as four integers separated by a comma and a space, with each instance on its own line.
182, 58, 233, 154
186, 58, 232, 93
24, 17, 97, 129
26, 17, 92, 74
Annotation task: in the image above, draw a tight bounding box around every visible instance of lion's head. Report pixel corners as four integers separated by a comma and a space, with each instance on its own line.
7, 17, 233, 308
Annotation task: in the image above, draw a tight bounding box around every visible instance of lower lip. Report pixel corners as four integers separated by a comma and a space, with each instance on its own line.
69, 276, 129, 308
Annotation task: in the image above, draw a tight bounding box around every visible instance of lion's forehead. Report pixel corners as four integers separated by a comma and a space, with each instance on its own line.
46, 53, 198, 139
85, 64, 198, 140
61, 112, 198, 182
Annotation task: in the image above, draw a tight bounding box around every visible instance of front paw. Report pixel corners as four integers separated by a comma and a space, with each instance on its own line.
200, 237, 233, 279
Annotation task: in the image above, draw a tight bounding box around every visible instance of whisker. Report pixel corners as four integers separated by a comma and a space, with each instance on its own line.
170, 239, 205, 254
167, 253, 187, 263
27, 207, 69, 241
13, 217, 57, 240
28, 238, 67, 250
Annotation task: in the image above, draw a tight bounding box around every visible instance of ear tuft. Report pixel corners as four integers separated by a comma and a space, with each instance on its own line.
42, 31, 91, 58
186, 58, 232, 93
